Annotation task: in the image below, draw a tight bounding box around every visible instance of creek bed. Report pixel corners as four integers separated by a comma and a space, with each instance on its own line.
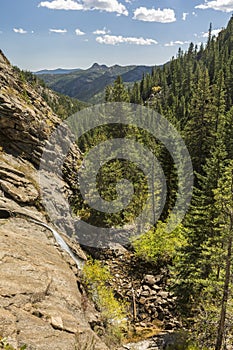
118, 331, 176, 350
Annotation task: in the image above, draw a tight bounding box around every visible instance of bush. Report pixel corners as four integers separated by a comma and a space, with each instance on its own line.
83, 259, 127, 322
133, 220, 186, 265
82, 259, 128, 344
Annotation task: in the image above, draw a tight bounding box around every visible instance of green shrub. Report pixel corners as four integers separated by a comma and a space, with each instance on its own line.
83, 259, 127, 322
133, 219, 186, 265
82, 259, 128, 344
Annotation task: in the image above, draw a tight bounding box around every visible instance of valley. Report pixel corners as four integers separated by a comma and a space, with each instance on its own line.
1, 14, 233, 350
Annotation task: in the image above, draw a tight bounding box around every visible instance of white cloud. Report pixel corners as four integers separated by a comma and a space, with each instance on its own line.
195, 0, 233, 12
49, 28, 67, 33
96, 34, 158, 45
83, 0, 128, 15
165, 40, 189, 47
93, 27, 110, 35
39, 0, 83, 10
202, 28, 222, 37
133, 7, 176, 23
182, 12, 189, 20
39, 0, 128, 15
75, 28, 85, 35
13, 28, 27, 34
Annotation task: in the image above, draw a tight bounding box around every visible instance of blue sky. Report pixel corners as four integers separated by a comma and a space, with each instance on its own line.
0, 0, 232, 71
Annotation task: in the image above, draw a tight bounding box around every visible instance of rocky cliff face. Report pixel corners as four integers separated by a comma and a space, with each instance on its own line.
0, 51, 58, 166
0, 50, 109, 350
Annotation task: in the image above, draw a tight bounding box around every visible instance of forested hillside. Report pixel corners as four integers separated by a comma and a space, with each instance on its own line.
131, 18, 233, 348
72, 16, 233, 349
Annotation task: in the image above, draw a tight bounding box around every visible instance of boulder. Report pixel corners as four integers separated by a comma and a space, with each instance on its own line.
143, 274, 156, 286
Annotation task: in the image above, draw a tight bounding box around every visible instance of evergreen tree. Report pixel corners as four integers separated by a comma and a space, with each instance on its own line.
173, 134, 227, 316
184, 66, 215, 175
214, 160, 233, 350
105, 76, 130, 103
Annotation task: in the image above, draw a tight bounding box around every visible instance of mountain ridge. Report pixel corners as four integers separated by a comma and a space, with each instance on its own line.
34, 62, 154, 74
35, 68, 81, 75
37, 62, 156, 103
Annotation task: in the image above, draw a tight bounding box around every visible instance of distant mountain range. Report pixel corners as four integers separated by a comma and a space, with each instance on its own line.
35, 68, 80, 75
35, 62, 155, 103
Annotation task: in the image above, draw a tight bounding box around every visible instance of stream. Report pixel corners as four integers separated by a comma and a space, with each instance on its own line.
120, 339, 160, 350
119, 331, 175, 350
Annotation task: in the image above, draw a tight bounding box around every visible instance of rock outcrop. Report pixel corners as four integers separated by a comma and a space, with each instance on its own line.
0, 50, 110, 350
0, 50, 60, 166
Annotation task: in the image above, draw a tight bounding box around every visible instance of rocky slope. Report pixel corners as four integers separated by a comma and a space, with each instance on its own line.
86, 246, 181, 340
0, 50, 110, 350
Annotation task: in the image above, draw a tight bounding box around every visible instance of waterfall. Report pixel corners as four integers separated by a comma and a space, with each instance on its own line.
29, 218, 85, 270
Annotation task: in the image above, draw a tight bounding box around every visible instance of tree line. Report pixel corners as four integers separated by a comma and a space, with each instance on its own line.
103, 16, 233, 349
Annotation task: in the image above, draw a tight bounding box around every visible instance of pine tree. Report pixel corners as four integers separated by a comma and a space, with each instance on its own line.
184, 66, 215, 175
130, 82, 142, 104
173, 134, 227, 315
105, 76, 129, 103
214, 160, 233, 350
